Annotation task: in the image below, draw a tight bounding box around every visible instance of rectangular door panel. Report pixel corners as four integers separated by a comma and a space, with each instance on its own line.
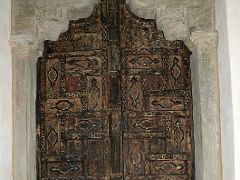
37, 50, 117, 179
122, 46, 193, 180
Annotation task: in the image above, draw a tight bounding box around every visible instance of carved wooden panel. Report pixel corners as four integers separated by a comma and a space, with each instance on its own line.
37, 0, 193, 179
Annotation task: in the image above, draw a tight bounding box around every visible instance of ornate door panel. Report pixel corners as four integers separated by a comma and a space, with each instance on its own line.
37, 1, 193, 179
37, 5, 122, 179
121, 6, 193, 180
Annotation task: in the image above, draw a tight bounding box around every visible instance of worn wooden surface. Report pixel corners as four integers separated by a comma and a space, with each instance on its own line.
37, 0, 194, 179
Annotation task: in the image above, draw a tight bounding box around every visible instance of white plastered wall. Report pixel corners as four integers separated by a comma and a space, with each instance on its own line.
0, 0, 12, 179
225, 1, 240, 179
216, 0, 240, 179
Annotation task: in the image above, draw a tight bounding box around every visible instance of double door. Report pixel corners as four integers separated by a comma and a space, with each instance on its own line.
37, 1, 193, 179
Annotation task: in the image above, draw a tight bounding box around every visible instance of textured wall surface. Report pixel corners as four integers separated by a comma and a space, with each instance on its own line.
0, 0, 12, 179
225, 0, 240, 178
216, 0, 240, 179
12, 0, 215, 41
11, 0, 221, 180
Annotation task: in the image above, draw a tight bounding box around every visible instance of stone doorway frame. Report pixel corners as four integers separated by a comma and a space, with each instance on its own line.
11, 2, 222, 180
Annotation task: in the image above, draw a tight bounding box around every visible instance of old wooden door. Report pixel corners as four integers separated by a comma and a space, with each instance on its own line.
37, 1, 194, 179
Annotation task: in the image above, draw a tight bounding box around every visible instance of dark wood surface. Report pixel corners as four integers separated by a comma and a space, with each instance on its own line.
37, 0, 194, 179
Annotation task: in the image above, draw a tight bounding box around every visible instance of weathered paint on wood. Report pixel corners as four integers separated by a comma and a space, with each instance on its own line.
36, 0, 194, 179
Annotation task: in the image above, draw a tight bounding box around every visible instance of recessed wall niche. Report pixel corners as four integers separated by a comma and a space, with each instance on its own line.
11, 0, 221, 180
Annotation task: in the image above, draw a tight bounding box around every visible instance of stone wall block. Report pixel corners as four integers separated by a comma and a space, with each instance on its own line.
188, 42, 204, 180
11, 34, 40, 57
154, 6, 167, 25
13, 1, 34, 18
44, 10, 60, 20
155, 0, 167, 7
45, 0, 66, 10
34, 8, 44, 20
67, 6, 95, 19
164, 0, 181, 8
191, 32, 219, 124
12, 42, 32, 180
189, 6, 214, 31
158, 19, 189, 40
190, 31, 221, 180
156, 6, 188, 22
127, 0, 157, 10
11, 34, 40, 180
12, 54, 28, 180
36, 19, 69, 41
35, 7, 67, 21
34, 1, 98, 41
130, 8, 157, 19
12, 17, 35, 34
66, 0, 97, 7
156, 6, 189, 40
192, 0, 212, 8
